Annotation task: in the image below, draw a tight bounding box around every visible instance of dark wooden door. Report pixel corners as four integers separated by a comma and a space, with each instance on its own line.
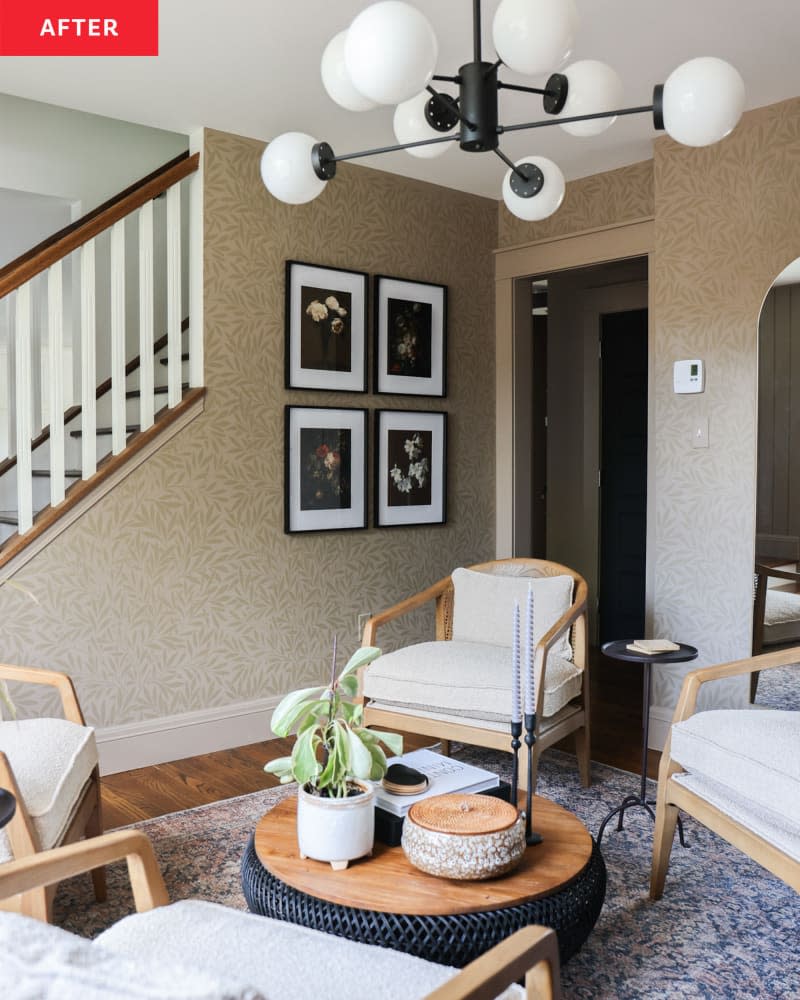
599, 308, 648, 643
531, 314, 548, 556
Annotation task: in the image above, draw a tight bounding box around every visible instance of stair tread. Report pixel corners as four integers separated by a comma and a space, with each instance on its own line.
127, 383, 189, 398
71, 425, 140, 438
32, 469, 82, 478
160, 353, 190, 365
0, 512, 19, 525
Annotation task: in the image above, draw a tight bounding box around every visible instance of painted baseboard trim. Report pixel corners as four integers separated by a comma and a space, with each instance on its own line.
647, 706, 673, 753
95, 695, 281, 775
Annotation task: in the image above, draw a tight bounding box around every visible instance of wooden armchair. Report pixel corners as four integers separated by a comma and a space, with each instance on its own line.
650, 647, 800, 900
0, 663, 105, 921
0, 829, 562, 1000
359, 558, 590, 792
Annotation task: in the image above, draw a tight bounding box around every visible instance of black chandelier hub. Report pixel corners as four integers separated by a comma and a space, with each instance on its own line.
458, 60, 499, 152
311, 141, 337, 180
508, 161, 544, 199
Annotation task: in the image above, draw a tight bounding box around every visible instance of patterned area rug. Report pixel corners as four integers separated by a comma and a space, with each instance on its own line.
54, 668, 799, 999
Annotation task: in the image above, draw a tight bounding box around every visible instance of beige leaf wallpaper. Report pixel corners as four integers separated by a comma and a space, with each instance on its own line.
3, 127, 498, 729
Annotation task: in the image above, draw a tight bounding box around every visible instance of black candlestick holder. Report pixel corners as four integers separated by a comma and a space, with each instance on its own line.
509, 719, 522, 807
524, 711, 542, 846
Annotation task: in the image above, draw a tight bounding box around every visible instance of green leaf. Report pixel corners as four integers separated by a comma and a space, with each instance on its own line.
263, 755, 293, 777
270, 686, 326, 736
338, 646, 381, 681
346, 726, 373, 780
291, 728, 321, 786
370, 729, 403, 756
338, 674, 359, 698
367, 743, 387, 781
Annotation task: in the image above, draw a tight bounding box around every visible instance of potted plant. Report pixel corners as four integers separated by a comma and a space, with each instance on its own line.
265, 642, 402, 870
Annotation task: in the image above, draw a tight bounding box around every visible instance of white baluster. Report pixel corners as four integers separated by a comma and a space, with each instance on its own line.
80, 240, 97, 478
110, 219, 126, 454
138, 201, 155, 431
166, 183, 182, 408
188, 164, 204, 389
15, 283, 33, 534
47, 261, 65, 505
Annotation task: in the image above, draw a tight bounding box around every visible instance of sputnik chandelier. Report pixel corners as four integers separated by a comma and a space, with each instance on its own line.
261, 0, 746, 221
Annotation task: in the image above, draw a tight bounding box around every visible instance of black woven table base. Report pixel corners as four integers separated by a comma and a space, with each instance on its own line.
241, 834, 606, 968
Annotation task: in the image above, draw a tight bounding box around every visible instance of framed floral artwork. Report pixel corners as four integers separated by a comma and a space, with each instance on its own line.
285, 406, 368, 533
285, 261, 368, 392
374, 276, 447, 397
374, 409, 447, 527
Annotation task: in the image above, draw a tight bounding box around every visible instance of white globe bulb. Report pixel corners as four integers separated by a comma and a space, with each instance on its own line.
662, 57, 745, 147
557, 60, 624, 136
260, 133, 327, 205
393, 91, 455, 158
320, 31, 378, 112
492, 0, 579, 76
345, 1, 438, 105
502, 156, 565, 222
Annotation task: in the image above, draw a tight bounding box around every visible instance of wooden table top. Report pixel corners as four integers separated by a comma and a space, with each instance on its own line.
254, 794, 593, 917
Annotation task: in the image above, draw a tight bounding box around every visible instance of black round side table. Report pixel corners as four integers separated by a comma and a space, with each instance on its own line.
597, 640, 698, 846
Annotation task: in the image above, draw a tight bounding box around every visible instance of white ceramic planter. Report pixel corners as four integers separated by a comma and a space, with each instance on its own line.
296, 780, 376, 870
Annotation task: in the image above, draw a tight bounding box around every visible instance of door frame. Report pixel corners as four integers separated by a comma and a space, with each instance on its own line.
494, 217, 655, 630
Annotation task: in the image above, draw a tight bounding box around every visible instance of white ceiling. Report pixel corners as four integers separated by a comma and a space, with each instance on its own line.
0, 0, 798, 200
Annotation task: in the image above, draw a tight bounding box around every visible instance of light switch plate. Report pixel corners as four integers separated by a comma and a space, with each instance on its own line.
692, 417, 709, 448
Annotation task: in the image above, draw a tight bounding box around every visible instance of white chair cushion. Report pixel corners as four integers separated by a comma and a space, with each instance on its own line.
98, 900, 523, 1000
0, 718, 97, 861
451, 568, 574, 661
363, 640, 583, 721
763, 590, 800, 644
0, 909, 262, 1000
671, 709, 800, 828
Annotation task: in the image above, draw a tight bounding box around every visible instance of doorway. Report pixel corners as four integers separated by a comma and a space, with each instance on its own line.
515, 259, 649, 645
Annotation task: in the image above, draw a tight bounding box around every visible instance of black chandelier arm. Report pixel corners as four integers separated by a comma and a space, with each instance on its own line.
485, 58, 503, 77
498, 103, 656, 136
493, 146, 527, 182
313, 132, 462, 175
432, 73, 461, 84
497, 81, 553, 97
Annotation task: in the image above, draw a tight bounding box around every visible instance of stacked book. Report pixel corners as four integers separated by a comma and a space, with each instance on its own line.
374, 748, 500, 818
626, 639, 680, 655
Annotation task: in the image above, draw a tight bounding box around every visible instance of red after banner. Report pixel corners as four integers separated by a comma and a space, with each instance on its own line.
0, 0, 158, 56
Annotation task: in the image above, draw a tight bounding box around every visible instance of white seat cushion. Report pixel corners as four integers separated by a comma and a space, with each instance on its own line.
0, 909, 261, 1000
763, 589, 800, 644
363, 639, 583, 721
451, 567, 574, 661
671, 709, 800, 828
0, 718, 97, 861
98, 900, 522, 999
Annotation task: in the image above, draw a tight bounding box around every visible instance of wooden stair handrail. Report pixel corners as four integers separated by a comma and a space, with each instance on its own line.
0, 152, 199, 299
0, 319, 190, 480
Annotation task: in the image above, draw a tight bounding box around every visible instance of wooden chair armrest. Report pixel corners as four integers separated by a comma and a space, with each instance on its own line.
424, 926, 560, 1000
671, 646, 800, 724
0, 752, 39, 855
0, 663, 85, 725
361, 576, 452, 646
0, 829, 169, 915
755, 563, 800, 583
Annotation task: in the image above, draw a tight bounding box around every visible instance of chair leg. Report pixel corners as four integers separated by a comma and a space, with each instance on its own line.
750, 670, 760, 704
439, 740, 451, 757
19, 886, 51, 922
650, 785, 679, 900
574, 726, 591, 788
86, 776, 107, 903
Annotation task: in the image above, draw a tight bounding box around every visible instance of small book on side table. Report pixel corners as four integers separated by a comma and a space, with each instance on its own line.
626, 639, 680, 654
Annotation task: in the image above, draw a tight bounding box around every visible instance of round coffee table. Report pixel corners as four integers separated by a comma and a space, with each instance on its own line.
242, 794, 605, 968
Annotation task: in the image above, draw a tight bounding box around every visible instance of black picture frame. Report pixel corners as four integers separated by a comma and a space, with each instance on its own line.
285, 405, 368, 533
374, 409, 447, 527
374, 276, 447, 397
285, 261, 368, 392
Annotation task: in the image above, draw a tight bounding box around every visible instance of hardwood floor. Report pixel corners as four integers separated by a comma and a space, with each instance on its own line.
101, 650, 660, 828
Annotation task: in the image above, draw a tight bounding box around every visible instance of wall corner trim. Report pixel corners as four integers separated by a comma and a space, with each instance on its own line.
95, 693, 281, 775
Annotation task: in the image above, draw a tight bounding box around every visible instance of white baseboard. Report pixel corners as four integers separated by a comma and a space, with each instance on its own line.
647, 706, 673, 752
95, 695, 282, 775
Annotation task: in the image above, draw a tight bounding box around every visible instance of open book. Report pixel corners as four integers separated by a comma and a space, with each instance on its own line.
374, 748, 499, 817
626, 639, 680, 654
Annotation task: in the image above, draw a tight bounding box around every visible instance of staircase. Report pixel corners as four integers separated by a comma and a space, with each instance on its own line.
0, 152, 204, 573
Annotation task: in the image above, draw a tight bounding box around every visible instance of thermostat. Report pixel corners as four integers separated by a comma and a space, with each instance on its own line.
673, 359, 704, 394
